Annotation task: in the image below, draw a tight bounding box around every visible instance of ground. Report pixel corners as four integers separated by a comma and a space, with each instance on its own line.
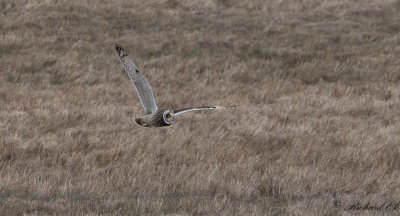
1, 0, 400, 215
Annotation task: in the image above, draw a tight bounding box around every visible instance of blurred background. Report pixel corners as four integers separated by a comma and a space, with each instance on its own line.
1, 0, 400, 215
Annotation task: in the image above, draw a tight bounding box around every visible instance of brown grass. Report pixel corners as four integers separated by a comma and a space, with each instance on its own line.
1, 0, 400, 215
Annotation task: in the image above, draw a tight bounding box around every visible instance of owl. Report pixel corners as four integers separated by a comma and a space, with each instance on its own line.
115, 44, 235, 127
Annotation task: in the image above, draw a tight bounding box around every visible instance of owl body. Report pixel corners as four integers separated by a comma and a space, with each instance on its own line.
134, 109, 174, 127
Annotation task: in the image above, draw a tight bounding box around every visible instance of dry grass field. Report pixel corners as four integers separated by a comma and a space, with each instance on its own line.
1, 0, 400, 215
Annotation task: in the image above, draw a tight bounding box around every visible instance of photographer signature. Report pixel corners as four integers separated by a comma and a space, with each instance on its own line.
334, 200, 400, 211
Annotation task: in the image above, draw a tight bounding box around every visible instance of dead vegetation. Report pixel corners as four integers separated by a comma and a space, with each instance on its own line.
1, 0, 400, 215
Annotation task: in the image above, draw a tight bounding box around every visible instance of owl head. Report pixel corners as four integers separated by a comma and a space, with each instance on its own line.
162, 109, 175, 125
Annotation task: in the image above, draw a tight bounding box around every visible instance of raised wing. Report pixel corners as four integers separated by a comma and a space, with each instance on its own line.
115, 44, 157, 115
173, 105, 236, 116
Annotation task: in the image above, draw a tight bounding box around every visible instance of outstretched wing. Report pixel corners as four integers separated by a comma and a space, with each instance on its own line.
174, 105, 236, 116
115, 44, 157, 115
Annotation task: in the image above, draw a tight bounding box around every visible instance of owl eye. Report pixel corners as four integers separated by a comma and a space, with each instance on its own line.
166, 114, 171, 118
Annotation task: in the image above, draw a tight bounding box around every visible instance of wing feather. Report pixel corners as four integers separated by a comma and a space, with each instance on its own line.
174, 105, 236, 115
115, 44, 157, 115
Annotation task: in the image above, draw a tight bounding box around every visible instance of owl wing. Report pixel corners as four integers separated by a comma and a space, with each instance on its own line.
173, 105, 236, 116
115, 44, 157, 115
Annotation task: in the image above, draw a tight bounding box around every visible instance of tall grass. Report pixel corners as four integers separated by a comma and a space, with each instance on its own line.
1, 0, 400, 215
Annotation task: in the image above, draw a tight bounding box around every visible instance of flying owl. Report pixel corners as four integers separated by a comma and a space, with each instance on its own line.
114, 44, 235, 127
